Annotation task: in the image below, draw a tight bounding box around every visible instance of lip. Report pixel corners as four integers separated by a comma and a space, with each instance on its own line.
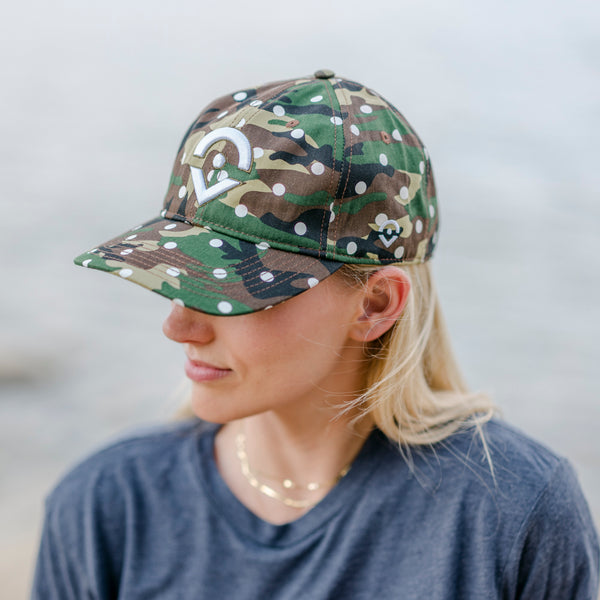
184, 358, 232, 383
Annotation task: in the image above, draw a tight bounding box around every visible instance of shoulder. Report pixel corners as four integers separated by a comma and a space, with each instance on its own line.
433, 419, 596, 526
389, 419, 567, 501
440, 420, 599, 595
430, 419, 568, 495
45, 419, 213, 523
476, 421, 600, 596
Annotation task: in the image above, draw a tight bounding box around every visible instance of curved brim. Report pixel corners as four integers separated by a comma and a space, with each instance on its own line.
74, 216, 343, 316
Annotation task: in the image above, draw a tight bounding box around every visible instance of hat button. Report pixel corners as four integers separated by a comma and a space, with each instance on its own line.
314, 69, 335, 79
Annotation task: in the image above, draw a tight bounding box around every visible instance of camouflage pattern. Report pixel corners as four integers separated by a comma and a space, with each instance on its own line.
75, 71, 438, 315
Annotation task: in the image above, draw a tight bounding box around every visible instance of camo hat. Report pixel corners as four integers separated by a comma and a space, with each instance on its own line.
75, 69, 438, 316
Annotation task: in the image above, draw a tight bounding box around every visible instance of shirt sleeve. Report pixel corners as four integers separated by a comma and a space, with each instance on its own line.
30, 499, 91, 600
30, 464, 124, 600
502, 459, 600, 600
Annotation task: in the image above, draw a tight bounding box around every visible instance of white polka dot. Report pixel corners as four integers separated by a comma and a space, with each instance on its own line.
256, 241, 270, 250
355, 181, 367, 195
273, 183, 286, 196
209, 238, 223, 248
180, 152, 187, 165
360, 104, 373, 114
260, 271, 274, 282
90, 248, 98, 253
291, 128, 304, 139
273, 105, 285, 117
119, 269, 133, 278
311, 162, 325, 175
166, 267, 180, 277
236, 118, 246, 128
164, 242, 177, 250
217, 170, 229, 182
235, 204, 248, 217
375, 213, 388, 227
310, 95, 323, 102
207, 170, 214, 182
250, 99, 263, 107
218, 301, 233, 314
125, 234, 137, 240
164, 223, 177, 230
213, 268, 227, 279
233, 91, 247, 102
429, 205, 435, 218
294, 222, 307, 235
263, 305, 273, 311
178, 185, 187, 198
415, 220, 423, 234
217, 110, 228, 119
82, 259, 92, 267
120, 249, 134, 255
329, 212, 335, 223
253, 147, 264, 159
132, 225, 143, 231
346, 242, 358, 255
213, 153, 226, 168
160, 209, 167, 217
307, 278, 319, 288
400, 186, 409, 200
392, 129, 402, 141
424, 147, 429, 159
330, 116, 343, 126
394, 246, 405, 259
379, 153, 388, 166
173, 298, 185, 307
350, 124, 360, 136
419, 161, 425, 174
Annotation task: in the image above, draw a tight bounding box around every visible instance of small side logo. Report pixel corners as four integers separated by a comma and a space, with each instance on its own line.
190, 127, 253, 206
378, 219, 400, 247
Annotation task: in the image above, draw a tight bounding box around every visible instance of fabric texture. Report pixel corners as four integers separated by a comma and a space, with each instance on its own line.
74, 71, 438, 315
31, 419, 599, 599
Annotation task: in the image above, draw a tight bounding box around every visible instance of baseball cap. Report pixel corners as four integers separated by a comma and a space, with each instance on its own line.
74, 69, 438, 316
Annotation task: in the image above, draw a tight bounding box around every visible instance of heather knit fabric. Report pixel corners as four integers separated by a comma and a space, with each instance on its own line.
32, 419, 599, 599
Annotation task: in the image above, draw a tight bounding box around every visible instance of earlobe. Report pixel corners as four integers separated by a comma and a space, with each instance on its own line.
349, 267, 411, 343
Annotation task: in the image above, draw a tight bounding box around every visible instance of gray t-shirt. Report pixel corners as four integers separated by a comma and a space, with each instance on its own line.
32, 420, 599, 599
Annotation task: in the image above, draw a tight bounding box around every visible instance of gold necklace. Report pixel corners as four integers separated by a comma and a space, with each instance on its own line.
235, 430, 351, 509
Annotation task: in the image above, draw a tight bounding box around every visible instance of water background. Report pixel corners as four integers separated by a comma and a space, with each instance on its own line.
1, 1, 599, 596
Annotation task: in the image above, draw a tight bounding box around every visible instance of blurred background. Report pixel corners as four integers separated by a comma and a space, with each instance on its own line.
1, 0, 599, 596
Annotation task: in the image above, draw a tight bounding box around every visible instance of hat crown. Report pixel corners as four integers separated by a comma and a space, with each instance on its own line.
162, 74, 438, 265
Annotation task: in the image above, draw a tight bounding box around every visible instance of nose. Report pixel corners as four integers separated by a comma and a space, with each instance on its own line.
162, 302, 216, 345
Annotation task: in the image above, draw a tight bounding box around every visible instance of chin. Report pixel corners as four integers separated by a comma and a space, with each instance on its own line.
189, 391, 257, 425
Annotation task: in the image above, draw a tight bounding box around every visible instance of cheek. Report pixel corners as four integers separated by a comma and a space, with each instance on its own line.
247, 320, 348, 384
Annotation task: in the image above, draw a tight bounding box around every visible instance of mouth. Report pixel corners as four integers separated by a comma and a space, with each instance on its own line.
184, 358, 232, 383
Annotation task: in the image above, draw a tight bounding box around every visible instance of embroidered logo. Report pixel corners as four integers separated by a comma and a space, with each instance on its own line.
378, 219, 400, 248
190, 127, 253, 206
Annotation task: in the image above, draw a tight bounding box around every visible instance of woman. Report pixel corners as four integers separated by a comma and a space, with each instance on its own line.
33, 70, 599, 598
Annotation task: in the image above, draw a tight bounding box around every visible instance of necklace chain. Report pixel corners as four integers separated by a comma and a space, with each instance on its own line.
235, 430, 351, 509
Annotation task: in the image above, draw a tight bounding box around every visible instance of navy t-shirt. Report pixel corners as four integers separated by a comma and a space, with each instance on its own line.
32, 419, 599, 599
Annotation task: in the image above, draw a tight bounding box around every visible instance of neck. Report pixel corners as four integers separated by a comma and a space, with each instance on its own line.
214, 403, 372, 524
245, 404, 371, 481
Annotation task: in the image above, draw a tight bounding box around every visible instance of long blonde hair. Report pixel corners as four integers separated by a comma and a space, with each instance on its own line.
337, 261, 495, 447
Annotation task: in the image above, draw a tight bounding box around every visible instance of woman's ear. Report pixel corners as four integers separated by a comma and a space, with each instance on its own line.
349, 267, 411, 343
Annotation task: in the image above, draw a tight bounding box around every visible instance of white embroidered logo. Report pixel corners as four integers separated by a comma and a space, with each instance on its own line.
378, 219, 400, 248
190, 127, 253, 206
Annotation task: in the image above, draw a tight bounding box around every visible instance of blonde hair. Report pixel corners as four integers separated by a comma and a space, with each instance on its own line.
337, 261, 495, 447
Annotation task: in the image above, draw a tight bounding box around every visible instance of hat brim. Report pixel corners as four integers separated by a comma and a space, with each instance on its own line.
74, 216, 343, 316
